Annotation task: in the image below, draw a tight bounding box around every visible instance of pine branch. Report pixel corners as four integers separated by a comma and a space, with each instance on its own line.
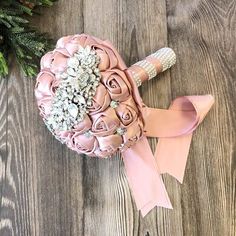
0, 52, 8, 76
0, 0, 56, 78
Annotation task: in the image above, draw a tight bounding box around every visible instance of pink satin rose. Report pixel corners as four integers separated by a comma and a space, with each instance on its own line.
35, 71, 59, 99
35, 71, 60, 118
115, 97, 139, 127
40, 48, 70, 74
56, 35, 73, 48
37, 97, 52, 118
56, 34, 127, 71
68, 133, 98, 156
40, 52, 53, 70
87, 84, 111, 115
121, 119, 144, 151
72, 115, 92, 134
91, 107, 120, 137
57, 130, 74, 144
101, 69, 132, 102
95, 134, 123, 157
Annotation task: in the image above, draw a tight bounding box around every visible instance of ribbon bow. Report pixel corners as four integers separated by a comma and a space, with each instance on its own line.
122, 94, 214, 216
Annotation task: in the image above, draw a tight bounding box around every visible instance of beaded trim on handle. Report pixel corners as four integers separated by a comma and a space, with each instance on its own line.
150, 47, 176, 72
134, 60, 157, 80
130, 47, 176, 87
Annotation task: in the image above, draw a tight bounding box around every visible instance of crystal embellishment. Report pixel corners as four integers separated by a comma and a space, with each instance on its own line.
110, 100, 119, 108
116, 127, 127, 135
45, 46, 101, 132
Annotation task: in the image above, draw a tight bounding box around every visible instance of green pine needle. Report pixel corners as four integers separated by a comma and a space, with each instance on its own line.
0, 0, 56, 78
0, 52, 8, 77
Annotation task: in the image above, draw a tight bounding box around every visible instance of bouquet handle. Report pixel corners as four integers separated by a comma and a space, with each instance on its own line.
126, 48, 176, 87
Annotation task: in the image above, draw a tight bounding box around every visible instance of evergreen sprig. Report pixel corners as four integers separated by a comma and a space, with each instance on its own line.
0, 0, 56, 78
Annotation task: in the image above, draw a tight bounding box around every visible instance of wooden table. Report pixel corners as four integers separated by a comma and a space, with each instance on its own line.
0, 0, 235, 235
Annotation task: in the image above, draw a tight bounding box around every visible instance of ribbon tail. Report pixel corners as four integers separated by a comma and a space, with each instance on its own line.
143, 95, 214, 183
155, 133, 193, 183
122, 136, 172, 217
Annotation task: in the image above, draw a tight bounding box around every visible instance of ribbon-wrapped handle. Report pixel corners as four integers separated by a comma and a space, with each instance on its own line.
127, 48, 176, 86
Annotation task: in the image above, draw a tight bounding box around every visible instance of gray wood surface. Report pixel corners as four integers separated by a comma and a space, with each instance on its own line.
0, 0, 235, 235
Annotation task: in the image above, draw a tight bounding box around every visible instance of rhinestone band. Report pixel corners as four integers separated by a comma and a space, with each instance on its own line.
150, 47, 176, 72
131, 70, 142, 87
134, 59, 157, 80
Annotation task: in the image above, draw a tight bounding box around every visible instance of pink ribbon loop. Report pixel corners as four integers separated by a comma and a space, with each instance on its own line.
122, 95, 214, 216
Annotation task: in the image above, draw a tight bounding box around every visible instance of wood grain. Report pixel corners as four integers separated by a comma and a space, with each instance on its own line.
0, 0, 235, 235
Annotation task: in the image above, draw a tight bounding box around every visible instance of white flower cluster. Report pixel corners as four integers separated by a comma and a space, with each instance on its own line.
46, 46, 101, 132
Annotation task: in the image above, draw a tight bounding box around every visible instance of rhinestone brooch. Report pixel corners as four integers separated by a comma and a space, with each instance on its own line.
45, 46, 101, 132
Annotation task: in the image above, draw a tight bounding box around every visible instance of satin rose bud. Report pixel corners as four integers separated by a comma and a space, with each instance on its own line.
115, 97, 138, 127
35, 71, 59, 118
40, 52, 53, 70
87, 84, 111, 115
41, 48, 70, 74
96, 134, 123, 157
121, 120, 143, 150
37, 97, 52, 118
56, 34, 127, 71
57, 130, 74, 144
68, 134, 98, 156
101, 69, 132, 102
35, 71, 59, 99
91, 107, 120, 137
72, 115, 92, 134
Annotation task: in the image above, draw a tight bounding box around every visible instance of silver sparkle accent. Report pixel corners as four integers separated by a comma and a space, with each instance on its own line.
45, 46, 101, 132
119, 143, 125, 149
149, 47, 176, 72
116, 127, 127, 135
131, 70, 142, 87
68, 103, 79, 118
84, 130, 92, 138
110, 100, 119, 108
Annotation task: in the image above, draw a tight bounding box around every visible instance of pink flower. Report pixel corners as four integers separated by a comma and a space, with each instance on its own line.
40, 52, 53, 70
56, 115, 92, 144
101, 69, 132, 102
121, 119, 144, 151
35, 71, 59, 99
87, 84, 111, 115
91, 107, 120, 137
40, 48, 70, 74
68, 133, 98, 156
56, 34, 127, 71
72, 115, 92, 134
37, 97, 52, 118
57, 130, 74, 144
35, 71, 59, 118
95, 134, 122, 157
115, 97, 138, 127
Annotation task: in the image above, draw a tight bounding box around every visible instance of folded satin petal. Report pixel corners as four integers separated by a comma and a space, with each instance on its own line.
143, 95, 214, 183
122, 136, 173, 217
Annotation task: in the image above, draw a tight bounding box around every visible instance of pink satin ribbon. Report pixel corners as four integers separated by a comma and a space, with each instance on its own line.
122, 94, 214, 216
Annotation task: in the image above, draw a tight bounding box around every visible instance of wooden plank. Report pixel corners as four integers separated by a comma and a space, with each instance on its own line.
0, 1, 84, 235
82, 0, 178, 235
167, 0, 236, 235
0, 78, 9, 235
